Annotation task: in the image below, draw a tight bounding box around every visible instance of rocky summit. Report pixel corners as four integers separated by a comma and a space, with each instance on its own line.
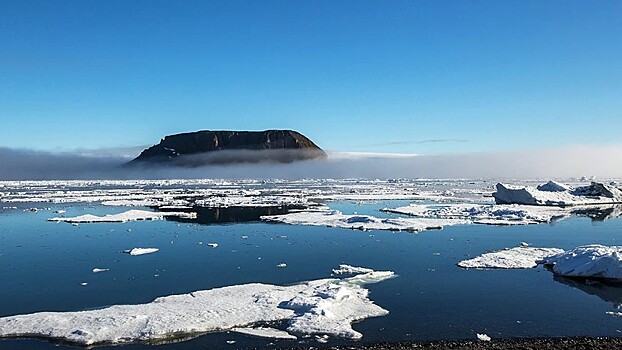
128, 130, 327, 166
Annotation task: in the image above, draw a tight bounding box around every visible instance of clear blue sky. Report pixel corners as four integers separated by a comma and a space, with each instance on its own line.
1, 0, 620, 154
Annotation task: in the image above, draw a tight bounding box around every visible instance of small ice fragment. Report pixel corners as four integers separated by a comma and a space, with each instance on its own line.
315, 335, 329, 343
520, 242, 529, 247
92, 268, 109, 273
80, 282, 88, 286
241, 236, 248, 239
72, 223, 79, 227
226, 340, 236, 344
207, 243, 218, 248
477, 333, 491, 341
54, 210, 66, 214
277, 263, 287, 268
124, 248, 159, 256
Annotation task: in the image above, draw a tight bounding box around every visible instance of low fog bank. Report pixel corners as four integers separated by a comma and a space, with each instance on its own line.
1, 144, 621, 180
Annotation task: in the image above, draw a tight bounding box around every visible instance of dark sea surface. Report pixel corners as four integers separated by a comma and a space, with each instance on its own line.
2, 199, 622, 349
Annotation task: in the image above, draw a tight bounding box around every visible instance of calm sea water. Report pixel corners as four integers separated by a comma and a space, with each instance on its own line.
2, 199, 622, 349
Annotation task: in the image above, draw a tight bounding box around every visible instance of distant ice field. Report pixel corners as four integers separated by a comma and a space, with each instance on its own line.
1, 178, 622, 349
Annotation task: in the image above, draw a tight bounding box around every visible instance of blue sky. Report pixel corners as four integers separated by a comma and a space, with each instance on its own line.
1, 0, 620, 154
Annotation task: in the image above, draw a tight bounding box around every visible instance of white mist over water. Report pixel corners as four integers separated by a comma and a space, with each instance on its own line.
1, 144, 621, 180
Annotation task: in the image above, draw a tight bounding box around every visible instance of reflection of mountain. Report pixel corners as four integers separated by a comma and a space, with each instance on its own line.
553, 274, 622, 307
571, 205, 622, 221
160, 206, 303, 225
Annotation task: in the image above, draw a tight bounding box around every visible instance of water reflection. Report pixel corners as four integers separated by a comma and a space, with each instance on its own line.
161, 205, 304, 225
571, 205, 622, 222
553, 275, 622, 307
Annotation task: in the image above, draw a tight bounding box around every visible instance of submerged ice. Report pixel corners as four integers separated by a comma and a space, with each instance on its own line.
0, 267, 394, 346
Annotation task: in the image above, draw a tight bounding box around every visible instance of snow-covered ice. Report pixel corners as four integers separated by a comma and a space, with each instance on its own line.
0, 267, 394, 346
458, 247, 564, 269
542, 245, 622, 280
332, 265, 374, 275
383, 203, 570, 225
493, 181, 622, 206
477, 333, 491, 341
48, 209, 196, 223
124, 248, 159, 256
262, 210, 468, 232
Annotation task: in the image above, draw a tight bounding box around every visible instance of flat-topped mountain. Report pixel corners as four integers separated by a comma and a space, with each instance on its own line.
129, 130, 327, 166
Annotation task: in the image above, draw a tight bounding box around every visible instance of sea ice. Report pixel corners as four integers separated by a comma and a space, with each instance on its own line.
92, 268, 109, 273
332, 265, 374, 275
477, 333, 491, 341
262, 210, 468, 232
383, 203, 569, 225
458, 246, 564, 269
493, 181, 622, 206
48, 209, 196, 223
0, 267, 394, 346
124, 248, 159, 256
541, 245, 622, 280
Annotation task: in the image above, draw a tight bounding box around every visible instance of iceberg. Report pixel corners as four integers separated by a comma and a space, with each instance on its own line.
493, 181, 622, 206
541, 245, 622, 280
0, 267, 394, 346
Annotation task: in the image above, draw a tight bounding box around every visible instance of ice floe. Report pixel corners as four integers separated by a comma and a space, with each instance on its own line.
232, 327, 297, 340
493, 181, 622, 206
332, 265, 374, 275
48, 209, 196, 223
262, 210, 468, 232
541, 245, 622, 280
458, 247, 564, 269
0, 266, 394, 346
383, 203, 569, 225
124, 248, 159, 256
92, 268, 109, 273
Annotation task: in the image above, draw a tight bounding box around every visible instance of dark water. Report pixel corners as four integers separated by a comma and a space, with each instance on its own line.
2, 201, 622, 349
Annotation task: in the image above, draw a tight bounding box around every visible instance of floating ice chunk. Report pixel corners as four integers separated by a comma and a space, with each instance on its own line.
48, 210, 197, 223
277, 263, 287, 268
54, 209, 66, 214
0, 266, 394, 346
124, 248, 159, 256
541, 245, 622, 280
606, 311, 622, 318
262, 210, 468, 232
477, 333, 491, 341
92, 268, 109, 273
232, 327, 297, 340
383, 203, 570, 225
332, 265, 374, 275
458, 247, 564, 269
493, 182, 622, 206
80, 282, 88, 286
207, 243, 218, 248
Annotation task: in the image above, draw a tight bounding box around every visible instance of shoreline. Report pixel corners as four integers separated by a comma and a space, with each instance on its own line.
289, 337, 622, 350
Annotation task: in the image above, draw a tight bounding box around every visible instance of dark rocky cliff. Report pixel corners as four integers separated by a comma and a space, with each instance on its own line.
128, 130, 327, 166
